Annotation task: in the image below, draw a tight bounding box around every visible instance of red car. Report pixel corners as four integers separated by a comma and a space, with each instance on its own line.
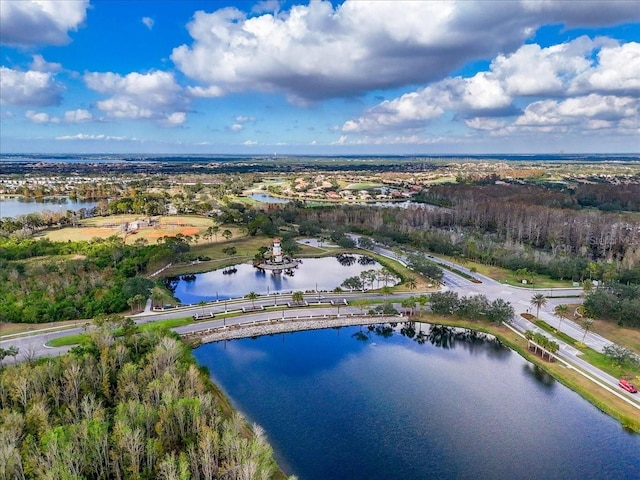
618, 379, 638, 393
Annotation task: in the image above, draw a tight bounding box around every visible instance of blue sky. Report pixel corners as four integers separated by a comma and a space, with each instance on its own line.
1, 0, 639, 155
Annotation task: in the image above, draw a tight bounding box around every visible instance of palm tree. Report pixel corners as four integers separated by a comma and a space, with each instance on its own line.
198, 300, 207, 316
524, 329, 534, 350
416, 294, 428, 312
211, 225, 220, 243
150, 290, 164, 309
554, 304, 569, 330
547, 340, 559, 361
292, 291, 304, 305
379, 268, 392, 287
405, 277, 417, 290
582, 318, 594, 343
380, 285, 393, 300
401, 297, 416, 316
246, 291, 258, 310
530, 293, 547, 319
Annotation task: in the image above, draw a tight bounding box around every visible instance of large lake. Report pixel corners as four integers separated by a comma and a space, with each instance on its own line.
194, 325, 640, 480
0, 197, 98, 218
172, 255, 390, 303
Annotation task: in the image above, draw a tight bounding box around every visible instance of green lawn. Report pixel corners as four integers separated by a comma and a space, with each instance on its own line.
344, 182, 383, 190
527, 316, 640, 380
437, 255, 573, 288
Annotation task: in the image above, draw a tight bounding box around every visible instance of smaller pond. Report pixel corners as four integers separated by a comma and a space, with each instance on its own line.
248, 193, 445, 211
248, 193, 290, 204
0, 197, 98, 218
170, 254, 391, 304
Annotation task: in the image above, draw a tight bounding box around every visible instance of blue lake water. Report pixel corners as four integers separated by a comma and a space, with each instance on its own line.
172, 255, 390, 303
194, 325, 640, 480
249, 193, 290, 204
0, 197, 98, 218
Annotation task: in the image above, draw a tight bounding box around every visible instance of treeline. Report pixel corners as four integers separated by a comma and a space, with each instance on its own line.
0, 320, 287, 479
0, 235, 189, 323
427, 182, 640, 212
283, 202, 640, 284
583, 283, 640, 327
428, 291, 515, 324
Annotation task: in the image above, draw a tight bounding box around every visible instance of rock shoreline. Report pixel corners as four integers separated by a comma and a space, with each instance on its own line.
183, 315, 402, 344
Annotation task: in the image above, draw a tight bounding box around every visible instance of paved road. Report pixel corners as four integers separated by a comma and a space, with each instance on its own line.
352, 236, 603, 350
1, 239, 633, 405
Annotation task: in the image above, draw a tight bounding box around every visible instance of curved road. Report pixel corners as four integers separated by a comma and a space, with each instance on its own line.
2, 240, 637, 407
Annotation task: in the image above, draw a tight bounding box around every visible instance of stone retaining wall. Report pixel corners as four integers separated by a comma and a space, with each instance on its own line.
183, 315, 402, 344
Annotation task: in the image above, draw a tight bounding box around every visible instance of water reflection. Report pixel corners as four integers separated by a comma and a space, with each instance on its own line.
0, 197, 98, 218
194, 326, 640, 480
171, 255, 390, 304
523, 364, 556, 390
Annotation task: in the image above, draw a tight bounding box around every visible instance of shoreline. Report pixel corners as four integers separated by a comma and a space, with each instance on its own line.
183, 314, 640, 434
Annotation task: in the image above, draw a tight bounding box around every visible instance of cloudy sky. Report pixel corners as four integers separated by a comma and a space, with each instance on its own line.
1, 0, 639, 155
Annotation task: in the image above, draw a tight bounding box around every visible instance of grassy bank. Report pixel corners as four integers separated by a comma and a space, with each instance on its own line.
412, 313, 640, 433
434, 254, 574, 288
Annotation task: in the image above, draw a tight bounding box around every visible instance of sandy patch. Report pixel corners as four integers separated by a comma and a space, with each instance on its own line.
181, 227, 200, 236
143, 227, 201, 239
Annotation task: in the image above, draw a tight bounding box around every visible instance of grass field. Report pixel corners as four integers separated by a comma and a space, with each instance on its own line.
437, 255, 573, 288
1, 319, 88, 337
344, 182, 383, 190
43, 214, 233, 245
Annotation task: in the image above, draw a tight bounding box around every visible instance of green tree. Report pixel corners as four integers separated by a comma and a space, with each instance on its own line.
582, 318, 595, 343
380, 285, 393, 300
554, 304, 570, 330
246, 291, 258, 310
210, 225, 220, 242
416, 294, 429, 312
150, 289, 164, 309
524, 329, 534, 350
405, 277, 417, 290
487, 298, 514, 324
341, 276, 364, 291
429, 291, 460, 315
222, 229, 233, 241
547, 340, 559, 360
401, 297, 416, 316
292, 291, 304, 305
530, 293, 547, 319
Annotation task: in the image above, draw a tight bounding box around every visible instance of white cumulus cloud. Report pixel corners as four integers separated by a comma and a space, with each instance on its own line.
64, 109, 93, 123
0, 0, 89, 47
142, 16, 154, 30
84, 70, 188, 125
0, 66, 63, 107
570, 42, 640, 95
171, 0, 639, 103
342, 36, 640, 136
26, 110, 59, 124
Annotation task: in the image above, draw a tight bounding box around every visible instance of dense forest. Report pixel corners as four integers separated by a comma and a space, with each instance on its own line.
0, 319, 287, 479
0, 236, 190, 323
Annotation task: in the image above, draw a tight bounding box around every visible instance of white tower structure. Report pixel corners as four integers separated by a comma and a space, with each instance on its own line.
272, 238, 283, 263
